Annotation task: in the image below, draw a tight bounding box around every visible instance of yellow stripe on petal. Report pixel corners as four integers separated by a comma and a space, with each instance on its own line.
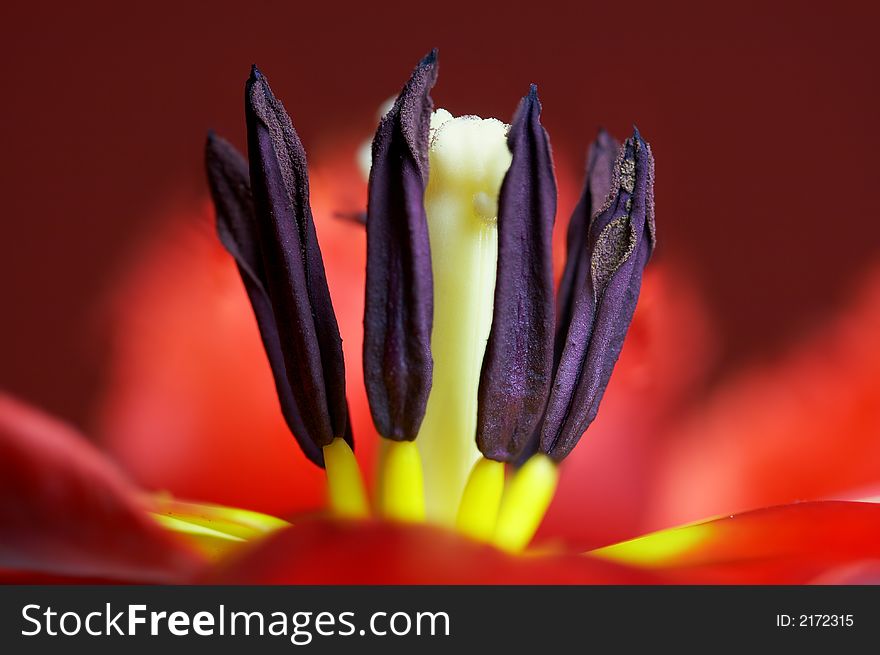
152, 513, 246, 560
151, 496, 289, 539
151, 495, 289, 559
588, 524, 713, 568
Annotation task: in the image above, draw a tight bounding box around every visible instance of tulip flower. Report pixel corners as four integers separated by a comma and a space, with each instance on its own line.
3, 51, 880, 585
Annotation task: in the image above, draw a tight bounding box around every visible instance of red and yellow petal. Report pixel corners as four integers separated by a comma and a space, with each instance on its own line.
202, 501, 880, 584
590, 501, 880, 584
204, 518, 657, 584
0, 394, 204, 582
651, 267, 880, 530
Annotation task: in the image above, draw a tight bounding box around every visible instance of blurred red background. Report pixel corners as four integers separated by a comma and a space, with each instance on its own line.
1, 0, 878, 430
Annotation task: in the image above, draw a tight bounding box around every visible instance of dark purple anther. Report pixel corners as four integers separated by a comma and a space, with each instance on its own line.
205, 133, 329, 466
363, 51, 437, 441
540, 128, 656, 461
243, 66, 349, 452
476, 86, 557, 462
555, 129, 619, 361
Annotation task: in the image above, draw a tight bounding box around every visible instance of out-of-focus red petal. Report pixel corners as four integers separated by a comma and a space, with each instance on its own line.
809, 560, 880, 584
97, 142, 376, 517
536, 265, 716, 549
0, 394, 203, 582
204, 518, 657, 584
590, 501, 880, 584
0, 569, 129, 584
651, 266, 880, 529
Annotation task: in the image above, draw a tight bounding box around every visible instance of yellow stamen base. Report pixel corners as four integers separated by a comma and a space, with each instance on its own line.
379, 440, 426, 522
456, 457, 504, 542
492, 454, 558, 553
323, 437, 370, 519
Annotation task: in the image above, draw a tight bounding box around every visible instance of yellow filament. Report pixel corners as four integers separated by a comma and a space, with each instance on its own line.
492, 454, 558, 552
456, 458, 505, 541
379, 440, 426, 522
323, 437, 370, 519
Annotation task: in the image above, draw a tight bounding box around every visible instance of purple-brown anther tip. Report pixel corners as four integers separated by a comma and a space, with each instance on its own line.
539, 128, 655, 461
421, 48, 438, 66
476, 87, 557, 462
363, 52, 437, 441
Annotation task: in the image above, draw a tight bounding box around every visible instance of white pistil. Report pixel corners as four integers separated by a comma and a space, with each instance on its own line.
416, 110, 512, 525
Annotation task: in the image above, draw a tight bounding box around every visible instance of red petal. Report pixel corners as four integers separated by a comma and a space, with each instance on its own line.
590, 501, 880, 584
204, 518, 656, 584
651, 267, 880, 529
0, 394, 204, 582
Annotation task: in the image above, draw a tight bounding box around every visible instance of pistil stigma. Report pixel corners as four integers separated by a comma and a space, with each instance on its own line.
416, 112, 511, 524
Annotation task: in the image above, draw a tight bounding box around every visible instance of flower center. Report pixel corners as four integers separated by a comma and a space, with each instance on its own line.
318, 108, 560, 552
203, 55, 655, 558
